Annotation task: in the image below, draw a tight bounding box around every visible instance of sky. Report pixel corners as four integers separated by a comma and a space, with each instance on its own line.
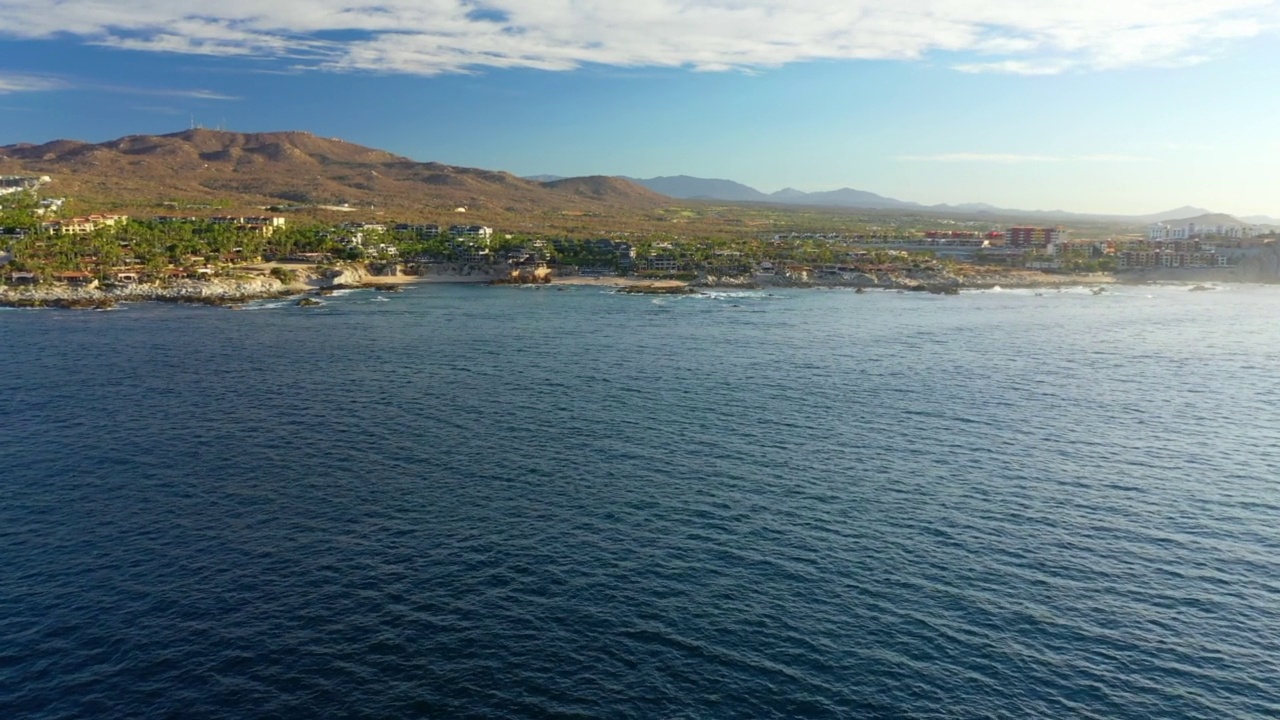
1, 0, 1279, 216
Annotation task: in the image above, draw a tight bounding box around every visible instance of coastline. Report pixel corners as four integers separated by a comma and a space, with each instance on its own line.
0, 262, 413, 309
550, 276, 689, 289
3, 262, 1267, 309
0, 261, 541, 308
693, 268, 1118, 292
550, 269, 1119, 292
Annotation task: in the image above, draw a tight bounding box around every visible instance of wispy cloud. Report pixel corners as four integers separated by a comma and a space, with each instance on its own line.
899, 153, 1153, 163
0, 72, 68, 94
0, 1, 1275, 77
95, 85, 241, 101
0, 71, 238, 100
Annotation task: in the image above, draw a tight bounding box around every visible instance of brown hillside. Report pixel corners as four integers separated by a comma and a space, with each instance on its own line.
0, 130, 670, 222
544, 176, 669, 203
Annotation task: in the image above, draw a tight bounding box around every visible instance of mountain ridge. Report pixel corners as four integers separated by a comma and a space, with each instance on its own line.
602, 175, 1274, 225
3, 130, 1272, 227
0, 130, 668, 217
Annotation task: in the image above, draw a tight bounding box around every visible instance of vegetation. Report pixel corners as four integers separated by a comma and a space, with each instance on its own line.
0, 183, 1183, 290
0, 192, 39, 231
269, 266, 298, 284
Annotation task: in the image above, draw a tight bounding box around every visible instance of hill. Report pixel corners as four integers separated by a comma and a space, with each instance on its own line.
1152, 212, 1247, 227
784, 187, 918, 209
628, 175, 770, 202
616, 174, 1274, 225
543, 176, 669, 204
1138, 206, 1213, 223
0, 129, 669, 219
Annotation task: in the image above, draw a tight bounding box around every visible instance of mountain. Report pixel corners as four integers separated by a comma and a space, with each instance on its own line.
542, 176, 669, 204
781, 187, 921, 209
769, 188, 809, 202
626, 176, 924, 208
523, 174, 565, 182
1157, 212, 1246, 226
627, 175, 770, 202
1242, 215, 1280, 225
1137, 206, 1214, 223
1134, 210, 1280, 227
0, 130, 669, 217
599, 174, 1277, 224
9, 134, 1271, 227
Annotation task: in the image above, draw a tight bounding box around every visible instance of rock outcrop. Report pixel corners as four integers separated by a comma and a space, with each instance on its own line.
0, 275, 294, 307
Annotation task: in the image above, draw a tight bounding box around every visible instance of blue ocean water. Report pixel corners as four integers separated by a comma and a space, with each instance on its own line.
2, 283, 1279, 718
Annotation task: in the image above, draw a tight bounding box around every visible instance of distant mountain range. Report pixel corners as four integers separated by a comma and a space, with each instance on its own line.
3, 131, 1272, 227
527, 174, 1278, 225
0, 130, 669, 218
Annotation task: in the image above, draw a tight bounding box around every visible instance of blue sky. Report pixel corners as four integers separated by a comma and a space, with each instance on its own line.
2, 0, 1279, 216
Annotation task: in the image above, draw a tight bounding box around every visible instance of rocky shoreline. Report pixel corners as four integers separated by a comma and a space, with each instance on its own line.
5, 262, 1270, 309
694, 268, 1117, 291
0, 262, 415, 309
0, 276, 297, 309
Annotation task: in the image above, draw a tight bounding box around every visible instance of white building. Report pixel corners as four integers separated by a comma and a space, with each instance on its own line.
1147, 216, 1258, 241
449, 225, 494, 240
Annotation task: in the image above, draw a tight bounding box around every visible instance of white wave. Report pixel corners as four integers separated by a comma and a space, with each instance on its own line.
241, 300, 292, 310
699, 290, 782, 301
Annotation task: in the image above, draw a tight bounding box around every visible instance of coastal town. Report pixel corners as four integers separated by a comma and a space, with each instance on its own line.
2, 172, 1278, 307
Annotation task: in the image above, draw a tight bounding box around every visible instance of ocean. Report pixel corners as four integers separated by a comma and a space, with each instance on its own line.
2, 283, 1279, 718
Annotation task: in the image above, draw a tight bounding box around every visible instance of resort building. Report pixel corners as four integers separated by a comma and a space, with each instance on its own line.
454, 243, 492, 264
1117, 250, 1229, 269
393, 223, 441, 237
1048, 240, 1110, 257
1005, 227, 1067, 248
449, 225, 494, 240
341, 222, 387, 234
1146, 216, 1258, 241
209, 216, 287, 236
40, 214, 129, 235
640, 254, 680, 272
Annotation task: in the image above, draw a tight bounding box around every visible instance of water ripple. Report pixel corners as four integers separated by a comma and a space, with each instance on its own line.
2, 284, 1280, 718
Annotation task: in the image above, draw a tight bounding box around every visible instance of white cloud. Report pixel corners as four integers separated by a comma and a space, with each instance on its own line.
953, 60, 1071, 75
899, 153, 1153, 162
0, 1, 1275, 76
0, 72, 68, 93
98, 86, 242, 101
0, 71, 238, 99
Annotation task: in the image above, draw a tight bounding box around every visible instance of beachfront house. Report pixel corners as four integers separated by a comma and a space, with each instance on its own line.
51, 270, 97, 288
